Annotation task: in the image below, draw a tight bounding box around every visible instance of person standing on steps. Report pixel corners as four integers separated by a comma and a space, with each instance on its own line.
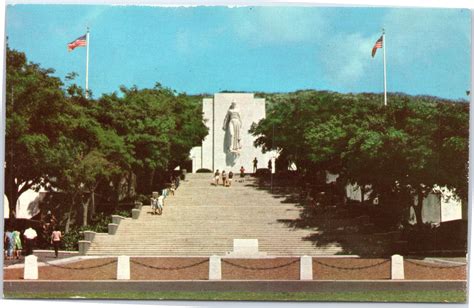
228, 171, 234, 187
253, 157, 258, 173
151, 191, 160, 215
222, 170, 227, 187
51, 228, 62, 258
239, 166, 245, 182
170, 182, 176, 196
157, 192, 165, 215
214, 169, 220, 186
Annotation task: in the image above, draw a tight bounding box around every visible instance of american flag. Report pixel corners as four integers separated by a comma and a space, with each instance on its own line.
371, 35, 383, 58
67, 34, 87, 51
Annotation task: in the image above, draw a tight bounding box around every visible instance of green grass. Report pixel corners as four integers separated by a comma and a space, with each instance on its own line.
4, 290, 466, 302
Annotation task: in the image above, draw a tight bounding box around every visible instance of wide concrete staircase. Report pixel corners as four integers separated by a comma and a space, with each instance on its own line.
86, 173, 362, 256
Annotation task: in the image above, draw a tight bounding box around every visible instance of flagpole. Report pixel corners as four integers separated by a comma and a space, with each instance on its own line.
383, 29, 387, 106
85, 27, 90, 99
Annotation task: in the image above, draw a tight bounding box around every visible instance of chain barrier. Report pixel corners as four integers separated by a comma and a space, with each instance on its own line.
222, 259, 300, 270
4, 259, 24, 266
130, 259, 209, 270
405, 259, 466, 269
313, 259, 390, 270
39, 258, 117, 270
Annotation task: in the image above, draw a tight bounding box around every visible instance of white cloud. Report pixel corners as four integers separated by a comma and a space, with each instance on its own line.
382, 8, 470, 66
321, 32, 375, 88
232, 7, 327, 45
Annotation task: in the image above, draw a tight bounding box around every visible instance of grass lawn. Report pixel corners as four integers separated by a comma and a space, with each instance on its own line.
4, 290, 466, 302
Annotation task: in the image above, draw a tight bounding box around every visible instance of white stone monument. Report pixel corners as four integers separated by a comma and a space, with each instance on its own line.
190, 93, 276, 173
391, 254, 405, 280
300, 255, 313, 280
24, 255, 38, 280
117, 255, 130, 280
209, 255, 222, 280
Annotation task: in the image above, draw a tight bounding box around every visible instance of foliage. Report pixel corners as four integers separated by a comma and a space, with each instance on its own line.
196, 168, 213, 173
94, 84, 208, 195
61, 213, 111, 250
5, 47, 207, 228
4, 46, 74, 217
251, 90, 469, 227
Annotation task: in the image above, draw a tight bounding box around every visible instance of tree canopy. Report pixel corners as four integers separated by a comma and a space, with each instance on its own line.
5, 47, 207, 222
251, 90, 469, 227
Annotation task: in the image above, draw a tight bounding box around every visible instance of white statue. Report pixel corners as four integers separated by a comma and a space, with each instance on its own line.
222, 101, 242, 153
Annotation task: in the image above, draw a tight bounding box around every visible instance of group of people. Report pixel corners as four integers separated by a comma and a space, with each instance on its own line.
4, 228, 23, 260
253, 157, 273, 173
214, 166, 246, 186
213, 169, 234, 187
150, 175, 181, 215
4, 224, 63, 259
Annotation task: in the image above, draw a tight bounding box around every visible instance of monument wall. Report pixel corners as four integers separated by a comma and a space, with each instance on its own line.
190, 93, 275, 174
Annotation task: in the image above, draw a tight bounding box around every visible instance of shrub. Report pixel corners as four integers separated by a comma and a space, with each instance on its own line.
61, 213, 111, 251
135, 194, 150, 205
196, 168, 212, 173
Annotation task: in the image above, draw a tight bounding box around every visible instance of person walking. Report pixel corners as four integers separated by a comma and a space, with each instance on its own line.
12, 229, 22, 259
157, 192, 165, 215
214, 169, 220, 186
222, 170, 227, 187
23, 227, 37, 256
268, 159, 272, 171
253, 157, 258, 173
228, 171, 234, 187
151, 192, 161, 215
4, 228, 14, 260
239, 166, 245, 182
51, 229, 62, 258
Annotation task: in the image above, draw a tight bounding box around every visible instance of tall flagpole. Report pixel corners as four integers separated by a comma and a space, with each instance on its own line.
85, 27, 90, 99
383, 29, 387, 106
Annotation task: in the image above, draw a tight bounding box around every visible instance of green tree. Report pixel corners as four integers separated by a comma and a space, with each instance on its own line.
252, 90, 469, 228
4, 47, 74, 218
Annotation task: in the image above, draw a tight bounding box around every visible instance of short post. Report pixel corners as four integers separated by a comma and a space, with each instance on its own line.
24, 255, 38, 280
132, 209, 141, 220
134, 201, 143, 210
117, 256, 130, 280
108, 223, 119, 235
111, 215, 124, 225
391, 254, 405, 280
78, 240, 91, 255
209, 255, 222, 280
83, 231, 96, 242
300, 255, 313, 280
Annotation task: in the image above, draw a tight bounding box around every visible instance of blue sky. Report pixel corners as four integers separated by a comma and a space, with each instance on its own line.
5, 5, 471, 100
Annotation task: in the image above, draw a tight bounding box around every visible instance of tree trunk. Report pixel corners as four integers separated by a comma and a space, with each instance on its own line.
461, 198, 468, 220
6, 186, 19, 219
90, 191, 96, 218
65, 195, 75, 234
5, 168, 19, 219
82, 195, 91, 227
149, 169, 156, 193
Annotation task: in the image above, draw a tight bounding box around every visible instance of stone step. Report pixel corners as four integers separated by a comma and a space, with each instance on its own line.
85, 172, 375, 256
